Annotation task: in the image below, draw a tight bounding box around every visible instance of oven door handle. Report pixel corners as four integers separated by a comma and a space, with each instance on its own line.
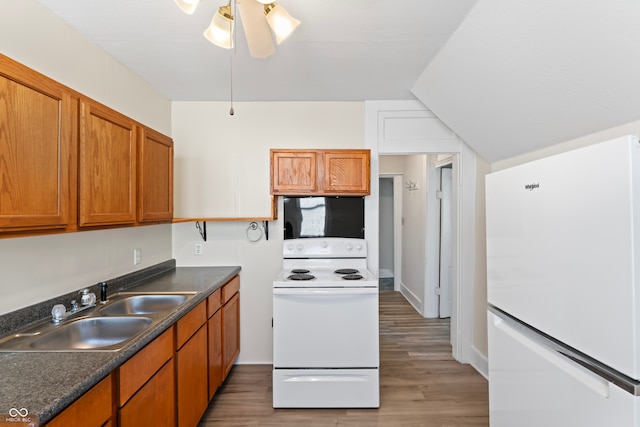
273, 288, 378, 296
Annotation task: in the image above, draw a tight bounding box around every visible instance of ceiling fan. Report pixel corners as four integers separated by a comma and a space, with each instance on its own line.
175, 0, 300, 59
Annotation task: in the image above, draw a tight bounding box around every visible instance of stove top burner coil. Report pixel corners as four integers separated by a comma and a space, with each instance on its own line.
291, 269, 310, 274
287, 273, 315, 281
335, 268, 359, 275
342, 274, 364, 280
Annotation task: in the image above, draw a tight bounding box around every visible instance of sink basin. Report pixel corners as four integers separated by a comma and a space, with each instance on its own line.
28, 317, 152, 350
100, 294, 193, 316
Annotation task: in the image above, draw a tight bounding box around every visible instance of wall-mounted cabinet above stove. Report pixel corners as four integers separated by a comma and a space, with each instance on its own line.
270, 149, 370, 196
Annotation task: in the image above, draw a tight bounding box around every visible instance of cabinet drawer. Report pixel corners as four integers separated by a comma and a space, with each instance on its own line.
47, 374, 113, 427
176, 300, 207, 349
118, 326, 174, 406
207, 288, 222, 318
221, 276, 240, 305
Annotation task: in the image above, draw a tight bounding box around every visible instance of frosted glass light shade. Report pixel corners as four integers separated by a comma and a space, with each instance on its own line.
175, 0, 200, 15
264, 3, 300, 44
203, 6, 234, 49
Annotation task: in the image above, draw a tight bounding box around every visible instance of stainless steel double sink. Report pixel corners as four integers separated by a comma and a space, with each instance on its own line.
0, 292, 196, 352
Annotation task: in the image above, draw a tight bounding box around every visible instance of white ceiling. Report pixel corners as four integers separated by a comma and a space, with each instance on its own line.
35, 0, 477, 102
414, 0, 640, 161
34, 0, 640, 162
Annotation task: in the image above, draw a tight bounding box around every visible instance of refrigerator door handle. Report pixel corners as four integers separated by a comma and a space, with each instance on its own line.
493, 315, 610, 398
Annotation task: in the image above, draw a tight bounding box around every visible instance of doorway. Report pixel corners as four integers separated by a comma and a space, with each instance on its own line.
378, 156, 455, 321
436, 163, 453, 318
365, 99, 478, 366
379, 177, 395, 291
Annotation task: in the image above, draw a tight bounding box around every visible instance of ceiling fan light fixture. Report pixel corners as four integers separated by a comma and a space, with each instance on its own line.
203, 5, 234, 49
175, 0, 200, 15
263, 3, 300, 44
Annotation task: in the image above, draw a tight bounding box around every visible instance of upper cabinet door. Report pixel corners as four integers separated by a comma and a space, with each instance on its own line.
270, 149, 370, 196
137, 127, 173, 223
79, 99, 137, 227
323, 150, 370, 195
0, 56, 72, 232
271, 150, 318, 194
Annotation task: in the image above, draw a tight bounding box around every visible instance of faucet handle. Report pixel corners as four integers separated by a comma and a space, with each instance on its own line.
79, 289, 96, 306
51, 304, 66, 323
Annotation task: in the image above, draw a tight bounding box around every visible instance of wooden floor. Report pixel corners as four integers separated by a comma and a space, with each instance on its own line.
199, 290, 489, 426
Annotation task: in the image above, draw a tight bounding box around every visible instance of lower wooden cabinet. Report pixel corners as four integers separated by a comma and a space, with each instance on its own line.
176, 302, 209, 427
207, 292, 223, 400
47, 276, 240, 427
119, 359, 175, 427
222, 292, 240, 380
117, 327, 174, 427
46, 374, 113, 427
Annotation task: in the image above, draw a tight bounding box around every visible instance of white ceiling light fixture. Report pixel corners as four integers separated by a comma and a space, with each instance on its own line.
175, 0, 200, 14
262, 2, 300, 44
175, 0, 300, 58
203, 4, 234, 49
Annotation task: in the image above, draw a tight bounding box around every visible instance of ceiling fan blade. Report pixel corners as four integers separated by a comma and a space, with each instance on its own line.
237, 0, 276, 59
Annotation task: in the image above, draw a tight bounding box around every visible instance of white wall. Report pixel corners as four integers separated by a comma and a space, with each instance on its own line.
172, 102, 364, 218
401, 155, 428, 311
171, 102, 366, 363
1, 1, 171, 135
0, 0, 173, 315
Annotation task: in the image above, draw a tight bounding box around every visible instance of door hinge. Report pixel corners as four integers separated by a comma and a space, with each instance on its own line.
435, 287, 441, 295
436, 190, 443, 199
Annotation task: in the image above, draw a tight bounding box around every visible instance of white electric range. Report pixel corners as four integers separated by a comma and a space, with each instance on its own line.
272, 238, 379, 408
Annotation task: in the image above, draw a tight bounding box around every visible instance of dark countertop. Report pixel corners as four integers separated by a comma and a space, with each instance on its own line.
0, 265, 241, 424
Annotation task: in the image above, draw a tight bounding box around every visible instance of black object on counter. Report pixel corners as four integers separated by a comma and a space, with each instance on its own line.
100, 282, 108, 303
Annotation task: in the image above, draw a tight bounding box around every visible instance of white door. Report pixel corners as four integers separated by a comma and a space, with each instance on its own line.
273, 288, 379, 368
488, 310, 637, 427
438, 166, 453, 318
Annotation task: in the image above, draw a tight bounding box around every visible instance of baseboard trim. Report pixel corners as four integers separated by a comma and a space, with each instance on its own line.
469, 345, 488, 380
399, 282, 424, 316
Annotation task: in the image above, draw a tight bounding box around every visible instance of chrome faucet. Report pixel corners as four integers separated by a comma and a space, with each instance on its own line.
51, 288, 97, 323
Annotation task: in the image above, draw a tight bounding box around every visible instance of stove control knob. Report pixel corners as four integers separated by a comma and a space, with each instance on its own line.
287, 243, 295, 251
296, 243, 304, 251
321, 241, 328, 248
346, 243, 353, 251
355, 243, 363, 251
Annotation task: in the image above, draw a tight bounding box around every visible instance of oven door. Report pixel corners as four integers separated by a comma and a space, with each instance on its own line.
273, 288, 379, 368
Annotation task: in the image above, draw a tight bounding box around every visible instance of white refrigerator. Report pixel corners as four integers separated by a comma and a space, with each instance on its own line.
486, 135, 640, 426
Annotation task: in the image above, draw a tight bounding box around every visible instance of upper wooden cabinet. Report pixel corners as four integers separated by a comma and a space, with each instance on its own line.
271, 150, 318, 193
79, 99, 137, 227
138, 127, 174, 223
270, 149, 370, 196
0, 55, 73, 232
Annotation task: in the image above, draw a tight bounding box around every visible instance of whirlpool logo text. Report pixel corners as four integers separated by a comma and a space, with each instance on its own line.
524, 183, 539, 191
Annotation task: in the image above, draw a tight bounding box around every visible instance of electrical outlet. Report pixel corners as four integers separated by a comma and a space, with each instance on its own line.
133, 248, 141, 265
195, 243, 203, 256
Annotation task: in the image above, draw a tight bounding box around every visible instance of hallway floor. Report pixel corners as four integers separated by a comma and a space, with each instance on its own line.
198, 290, 489, 426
